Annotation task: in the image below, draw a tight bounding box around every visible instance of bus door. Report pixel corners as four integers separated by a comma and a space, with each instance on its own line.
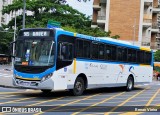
55, 42, 74, 89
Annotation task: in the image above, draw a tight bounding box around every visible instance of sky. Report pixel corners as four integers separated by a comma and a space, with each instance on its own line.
66, 0, 93, 16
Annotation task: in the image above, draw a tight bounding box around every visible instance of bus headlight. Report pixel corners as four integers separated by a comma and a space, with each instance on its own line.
41, 73, 53, 82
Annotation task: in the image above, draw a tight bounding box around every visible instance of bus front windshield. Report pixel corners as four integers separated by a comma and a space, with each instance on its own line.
15, 39, 55, 66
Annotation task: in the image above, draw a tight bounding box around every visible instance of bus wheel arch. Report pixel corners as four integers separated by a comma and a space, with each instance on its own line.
126, 74, 134, 91
70, 73, 88, 96
77, 73, 88, 89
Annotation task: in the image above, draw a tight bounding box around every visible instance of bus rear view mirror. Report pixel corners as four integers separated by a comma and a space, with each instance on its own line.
9, 41, 16, 58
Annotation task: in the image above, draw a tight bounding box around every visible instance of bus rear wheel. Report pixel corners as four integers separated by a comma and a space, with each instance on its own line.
71, 77, 85, 96
126, 76, 134, 91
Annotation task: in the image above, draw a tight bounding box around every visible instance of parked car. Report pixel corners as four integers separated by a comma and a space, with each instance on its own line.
0, 54, 10, 64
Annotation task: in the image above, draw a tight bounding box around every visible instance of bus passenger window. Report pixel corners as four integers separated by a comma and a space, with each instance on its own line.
92, 43, 98, 59
61, 45, 67, 60
68, 44, 73, 60
105, 45, 112, 60
112, 46, 117, 60
99, 44, 104, 59
128, 49, 132, 62
76, 40, 83, 57
83, 41, 90, 58
117, 47, 123, 61
59, 43, 73, 61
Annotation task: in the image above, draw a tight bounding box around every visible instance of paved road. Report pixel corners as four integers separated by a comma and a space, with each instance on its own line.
0, 65, 160, 115
0, 64, 13, 86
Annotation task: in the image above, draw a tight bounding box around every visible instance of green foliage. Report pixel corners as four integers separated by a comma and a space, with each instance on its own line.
0, 27, 13, 54
154, 50, 160, 62
154, 66, 160, 72
111, 35, 120, 39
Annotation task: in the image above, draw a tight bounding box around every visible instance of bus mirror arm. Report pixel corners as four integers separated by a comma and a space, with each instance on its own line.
10, 55, 16, 58
10, 41, 16, 44
9, 41, 16, 58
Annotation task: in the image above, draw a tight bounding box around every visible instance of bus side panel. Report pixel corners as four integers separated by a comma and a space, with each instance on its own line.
135, 66, 152, 83
76, 60, 107, 87
52, 69, 67, 90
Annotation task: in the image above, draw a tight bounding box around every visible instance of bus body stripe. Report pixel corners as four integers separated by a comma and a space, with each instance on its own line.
16, 76, 40, 81
73, 58, 76, 74
76, 58, 151, 66
74, 33, 77, 37
140, 47, 151, 51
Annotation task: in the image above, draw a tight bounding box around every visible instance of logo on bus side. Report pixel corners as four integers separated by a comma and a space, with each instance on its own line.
100, 64, 107, 70
85, 63, 89, 69
64, 67, 67, 72
89, 63, 98, 68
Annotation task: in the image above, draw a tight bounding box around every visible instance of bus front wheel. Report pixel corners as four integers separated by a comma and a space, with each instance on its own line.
126, 76, 134, 91
71, 77, 85, 96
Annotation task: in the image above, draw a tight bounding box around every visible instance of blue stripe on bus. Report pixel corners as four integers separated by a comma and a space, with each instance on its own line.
76, 58, 145, 66
14, 66, 56, 79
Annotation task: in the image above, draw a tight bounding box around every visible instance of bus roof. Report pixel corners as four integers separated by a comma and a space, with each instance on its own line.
98, 37, 132, 45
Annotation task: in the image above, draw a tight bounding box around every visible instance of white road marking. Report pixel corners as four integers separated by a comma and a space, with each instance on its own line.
0, 73, 12, 77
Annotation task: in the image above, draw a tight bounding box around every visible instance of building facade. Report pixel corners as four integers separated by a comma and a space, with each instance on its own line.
0, 0, 32, 28
91, 0, 160, 51
0, 0, 14, 26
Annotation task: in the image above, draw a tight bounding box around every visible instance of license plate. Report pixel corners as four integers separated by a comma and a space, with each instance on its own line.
19, 81, 30, 86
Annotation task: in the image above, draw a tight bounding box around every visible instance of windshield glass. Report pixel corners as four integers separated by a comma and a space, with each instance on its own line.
15, 39, 55, 66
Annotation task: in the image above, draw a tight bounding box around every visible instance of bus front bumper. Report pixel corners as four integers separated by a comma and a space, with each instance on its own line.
12, 77, 54, 90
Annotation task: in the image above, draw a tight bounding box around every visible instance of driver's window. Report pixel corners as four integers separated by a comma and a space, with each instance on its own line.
58, 42, 73, 61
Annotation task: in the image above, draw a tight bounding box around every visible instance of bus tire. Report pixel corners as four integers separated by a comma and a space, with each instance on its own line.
71, 77, 85, 96
41, 89, 52, 93
126, 76, 134, 91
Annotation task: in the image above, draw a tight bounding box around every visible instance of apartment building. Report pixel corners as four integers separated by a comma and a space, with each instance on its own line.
0, 0, 32, 27
0, 0, 14, 26
91, 0, 160, 51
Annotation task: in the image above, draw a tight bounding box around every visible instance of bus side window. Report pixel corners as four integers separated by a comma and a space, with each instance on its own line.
58, 43, 73, 61
83, 40, 90, 58
111, 46, 117, 60
99, 44, 105, 60
105, 45, 112, 60
76, 39, 83, 57
92, 43, 98, 59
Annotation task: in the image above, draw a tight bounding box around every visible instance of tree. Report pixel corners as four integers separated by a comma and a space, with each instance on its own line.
0, 27, 13, 54
154, 50, 160, 62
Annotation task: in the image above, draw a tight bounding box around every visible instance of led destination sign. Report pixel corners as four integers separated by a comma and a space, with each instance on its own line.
23, 31, 50, 37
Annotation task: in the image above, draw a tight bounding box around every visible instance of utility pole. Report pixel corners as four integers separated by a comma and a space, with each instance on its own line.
12, 12, 16, 69
23, 0, 26, 29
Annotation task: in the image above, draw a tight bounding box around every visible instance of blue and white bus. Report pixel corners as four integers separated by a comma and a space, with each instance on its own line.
12, 28, 153, 96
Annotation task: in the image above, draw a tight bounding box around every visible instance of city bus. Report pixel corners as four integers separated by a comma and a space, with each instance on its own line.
12, 28, 153, 96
